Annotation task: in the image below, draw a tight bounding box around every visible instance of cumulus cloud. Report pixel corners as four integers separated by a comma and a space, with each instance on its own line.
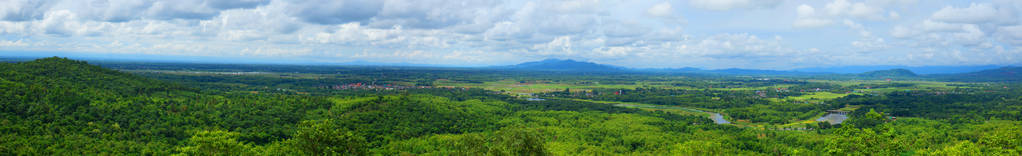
996, 25, 1022, 45
1, 0, 276, 22
794, 0, 912, 29
0, 0, 1020, 68
892, 1, 1022, 48
646, 1, 673, 17
0, 0, 53, 21
688, 0, 783, 11
530, 36, 575, 55
286, 0, 382, 25
930, 3, 1000, 24
952, 24, 986, 45
0, 39, 29, 47
794, 4, 832, 28
823, 0, 886, 20
207, 0, 270, 9
373, 0, 506, 31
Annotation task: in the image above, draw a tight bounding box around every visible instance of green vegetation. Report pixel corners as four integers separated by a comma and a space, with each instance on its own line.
2, 57, 1021, 155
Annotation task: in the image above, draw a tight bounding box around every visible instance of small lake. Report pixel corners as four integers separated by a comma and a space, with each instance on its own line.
526, 98, 546, 101
710, 113, 731, 124
611, 103, 731, 124
816, 113, 848, 124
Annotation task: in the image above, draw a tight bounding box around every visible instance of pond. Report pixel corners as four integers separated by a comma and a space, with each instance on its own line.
816, 113, 848, 124
611, 103, 731, 124
710, 112, 731, 124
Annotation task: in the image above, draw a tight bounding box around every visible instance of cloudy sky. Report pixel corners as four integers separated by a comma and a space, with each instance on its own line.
1, 0, 1021, 69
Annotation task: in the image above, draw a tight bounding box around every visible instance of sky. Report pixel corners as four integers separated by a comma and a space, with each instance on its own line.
1, 0, 1021, 69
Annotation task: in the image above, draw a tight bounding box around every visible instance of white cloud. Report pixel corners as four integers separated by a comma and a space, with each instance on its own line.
847, 2, 883, 20
843, 19, 872, 37
239, 46, 313, 57
0, 0, 1020, 68
851, 37, 886, 51
996, 25, 1022, 45
646, 1, 673, 17
285, 0, 382, 25
794, 4, 832, 28
39, 10, 80, 36
824, 0, 850, 15
591, 46, 633, 58
930, 3, 999, 24
893, 1, 1022, 51
689, 0, 783, 11
890, 26, 912, 38
822, 0, 885, 20
530, 36, 574, 55
887, 11, 899, 19
0, 0, 51, 21
920, 20, 962, 32
0, 39, 29, 47
952, 24, 985, 45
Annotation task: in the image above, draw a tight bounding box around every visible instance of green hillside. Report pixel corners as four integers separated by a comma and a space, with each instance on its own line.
2, 58, 1021, 155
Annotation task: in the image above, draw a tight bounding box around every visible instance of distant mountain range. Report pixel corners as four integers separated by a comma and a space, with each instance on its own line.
794, 65, 1003, 74
5, 54, 1019, 81
494, 59, 819, 75
492, 59, 625, 71
496, 59, 1020, 81
932, 67, 1022, 82
855, 69, 918, 78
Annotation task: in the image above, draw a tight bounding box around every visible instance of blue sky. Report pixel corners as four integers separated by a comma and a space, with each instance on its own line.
1, 0, 1020, 69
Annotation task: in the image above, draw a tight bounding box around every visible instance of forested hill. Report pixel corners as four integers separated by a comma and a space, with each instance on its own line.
5, 57, 1022, 155
0, 57, 715, 155
0, 57, 185, 96
0, 57, 337, 155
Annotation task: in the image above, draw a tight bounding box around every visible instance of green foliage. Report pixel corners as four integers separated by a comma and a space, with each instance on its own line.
330, 94, 510, 147
835, 92, 1022, 121
378, 126, 548, 156
3, 57, 1022, 155
844, 109, 888, 128
488, 127, 549, 156
824, 124, 903, 155
927, 141, 983, 155
285, 120, 368, 155
176, 130, 256, 156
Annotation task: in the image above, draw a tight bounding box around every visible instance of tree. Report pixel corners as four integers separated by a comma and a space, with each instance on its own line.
490, 127, 548, 156
928, 141, 982, 155
846, 109, 887, 129
287, 120, 368, 155
176, 130, 255, 156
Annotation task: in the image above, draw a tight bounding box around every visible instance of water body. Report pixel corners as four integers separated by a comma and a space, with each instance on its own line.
611, 103, 731, 124
710, 113, 731, 124
816, 113, 848, 124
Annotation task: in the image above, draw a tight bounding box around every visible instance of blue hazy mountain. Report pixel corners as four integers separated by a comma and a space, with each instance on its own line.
795, 65, 1002, 74
856, 69, 918, 78
496, 59, 624, 71
935, 66, 1022, 82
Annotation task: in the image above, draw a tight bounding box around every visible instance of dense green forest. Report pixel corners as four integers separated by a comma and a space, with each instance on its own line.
2, 57, 1021, 155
